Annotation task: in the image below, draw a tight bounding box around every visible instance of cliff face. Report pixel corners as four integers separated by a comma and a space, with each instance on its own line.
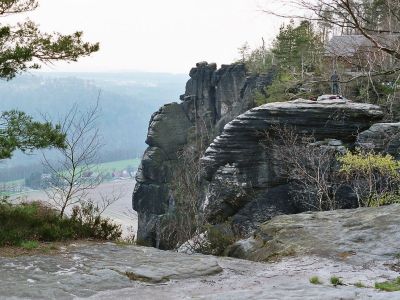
132, 62, 275, 246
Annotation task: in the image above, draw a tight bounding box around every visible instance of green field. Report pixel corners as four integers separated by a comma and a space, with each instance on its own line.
0, 159, 141, 186
93, 158, 141, 173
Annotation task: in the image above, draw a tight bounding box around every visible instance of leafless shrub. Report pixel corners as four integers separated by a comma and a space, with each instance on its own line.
262, 0, 400, 119
160, 143, 207, 250
261, 125, 343, 211
42, 100, 103, 217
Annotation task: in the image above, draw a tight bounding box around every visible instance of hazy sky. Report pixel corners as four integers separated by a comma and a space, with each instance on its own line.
17, 0, 283, 74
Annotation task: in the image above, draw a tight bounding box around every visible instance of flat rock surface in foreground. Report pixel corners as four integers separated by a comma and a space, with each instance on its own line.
2, 206, 400, 299
0, 243, 222, 299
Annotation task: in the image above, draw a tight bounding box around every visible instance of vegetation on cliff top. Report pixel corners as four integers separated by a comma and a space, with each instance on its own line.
0, 199, 121, 247
242, 0, 400, 120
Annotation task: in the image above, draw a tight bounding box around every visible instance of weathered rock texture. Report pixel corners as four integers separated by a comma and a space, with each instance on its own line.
133, 61, 400, 247
228, 204, 400, 264
0, 242, 222, 299
133, 62, 275, 246
4, 214, 400, 300
202, 98, 384, 235
357, 122, 400, 157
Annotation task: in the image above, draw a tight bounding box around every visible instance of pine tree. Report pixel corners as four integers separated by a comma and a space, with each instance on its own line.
272, 20, 323, 74
0, 0, 99, 159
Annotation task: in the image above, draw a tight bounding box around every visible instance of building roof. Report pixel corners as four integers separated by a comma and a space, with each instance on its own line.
325, 34, 400, 57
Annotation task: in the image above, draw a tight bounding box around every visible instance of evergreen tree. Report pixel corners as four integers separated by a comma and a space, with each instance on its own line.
0, 110, 66, 159
272, 20, 296, 70
0, 0, 99, 159
272, 20, 322, 74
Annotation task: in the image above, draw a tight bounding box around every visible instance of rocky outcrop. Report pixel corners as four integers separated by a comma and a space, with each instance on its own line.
202, 98, 384, 235
4, 208, 400, 299
227, 204, 400, 263
357, 122, 400, 157
133, 62, 276, 246
133, 61, 400, 248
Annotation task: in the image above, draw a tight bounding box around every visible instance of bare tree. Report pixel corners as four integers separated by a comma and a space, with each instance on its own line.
42, 100, 103, 217
262, 0, 400, 119
262, 126, 343, 211
238, 41, 251, 63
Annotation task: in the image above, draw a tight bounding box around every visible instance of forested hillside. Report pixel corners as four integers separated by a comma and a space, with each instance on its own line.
0, 72, 188, 181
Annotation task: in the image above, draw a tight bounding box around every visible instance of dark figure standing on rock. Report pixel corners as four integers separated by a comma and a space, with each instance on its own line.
331, 70, 340, 95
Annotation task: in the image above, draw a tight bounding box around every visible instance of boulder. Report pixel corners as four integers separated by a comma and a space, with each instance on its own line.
227, 204, 400, 264
357, 122, 400, 157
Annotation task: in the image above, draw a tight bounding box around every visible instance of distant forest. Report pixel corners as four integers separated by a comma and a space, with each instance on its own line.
0, 72, 188, 182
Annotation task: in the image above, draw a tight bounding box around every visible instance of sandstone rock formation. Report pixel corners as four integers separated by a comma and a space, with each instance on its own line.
133, 62, 400, 249
202, 98, 384, 235
357, 122, 400, 157
227, 204, 400, 264
133, 62, 275, 246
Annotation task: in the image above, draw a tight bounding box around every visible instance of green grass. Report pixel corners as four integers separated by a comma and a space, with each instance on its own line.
354, 282, 366, 288
375, 278, 400, 292
330, 276, 343, 286
93, 158, 140, 173
309, 276, 322, 285
56, 158, 140, 181
19, 240, 39, 250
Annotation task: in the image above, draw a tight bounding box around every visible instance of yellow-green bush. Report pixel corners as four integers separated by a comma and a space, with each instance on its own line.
339, 151, 400, 207
339, 152, 400, 177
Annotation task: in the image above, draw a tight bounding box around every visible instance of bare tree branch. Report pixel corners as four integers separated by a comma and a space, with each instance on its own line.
42, 95, 103, 217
